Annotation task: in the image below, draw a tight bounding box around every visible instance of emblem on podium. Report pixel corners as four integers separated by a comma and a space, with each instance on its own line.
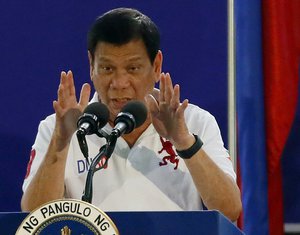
61, 226, 71, 235
16, 199, 119, 234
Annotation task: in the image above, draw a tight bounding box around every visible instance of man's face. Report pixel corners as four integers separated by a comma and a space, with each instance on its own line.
89, 39, 162, 122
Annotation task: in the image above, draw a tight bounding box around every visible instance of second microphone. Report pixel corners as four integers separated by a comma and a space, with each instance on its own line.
111, 100, 148, 137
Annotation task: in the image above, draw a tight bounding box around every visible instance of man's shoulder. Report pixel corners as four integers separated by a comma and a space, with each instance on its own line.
184, 103, 218, 132
37, 113, 56, 133
41, 113, 56, 124
185, 103, 214, 119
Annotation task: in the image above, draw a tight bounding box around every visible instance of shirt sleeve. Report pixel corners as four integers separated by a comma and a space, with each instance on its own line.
22, 114, 56, 193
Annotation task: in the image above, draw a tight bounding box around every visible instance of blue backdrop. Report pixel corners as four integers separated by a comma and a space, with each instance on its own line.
0, 1, 228, 212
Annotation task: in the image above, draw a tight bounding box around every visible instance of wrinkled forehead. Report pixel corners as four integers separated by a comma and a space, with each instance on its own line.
93, 40, 150, 64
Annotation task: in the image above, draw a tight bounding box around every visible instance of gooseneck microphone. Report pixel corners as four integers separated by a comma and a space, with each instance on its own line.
82, 100, 148, 203
76, 102, 109, 159
77, 102, 109, 136
111, 100, 148, 137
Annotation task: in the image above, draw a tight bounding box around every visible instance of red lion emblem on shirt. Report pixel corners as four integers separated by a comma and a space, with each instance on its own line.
158, 136, 179, 170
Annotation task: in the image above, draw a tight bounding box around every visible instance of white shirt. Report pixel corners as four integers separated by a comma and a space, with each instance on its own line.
23, 93, 235, 211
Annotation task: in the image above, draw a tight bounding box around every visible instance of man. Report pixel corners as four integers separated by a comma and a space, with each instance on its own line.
21, 8, 242, 221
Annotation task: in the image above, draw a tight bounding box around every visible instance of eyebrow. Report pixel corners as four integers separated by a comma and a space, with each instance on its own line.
97, 56, 144, 63
126, 56, 143, 62
96, 57, 111, 63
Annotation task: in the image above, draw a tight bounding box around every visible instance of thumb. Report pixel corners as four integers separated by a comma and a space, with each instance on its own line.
145, 94, 159, 117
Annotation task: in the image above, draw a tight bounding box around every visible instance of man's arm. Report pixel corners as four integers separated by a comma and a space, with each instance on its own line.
146, 73, 242, 221
21, 71, 90, 211
21, 135, 70, 211
176, 134, 242, 221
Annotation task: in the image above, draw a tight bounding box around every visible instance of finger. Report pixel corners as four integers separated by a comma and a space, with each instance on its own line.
151, 88, 160, 101
170, 84, 180, 110
53, 100, 63, 117
60, 71, 67, 84
60, 71, 68, 90
176, 99, 189, 118
67, 70, 76, 97
159, 73, 166, 103
58, 71, 67, 104
57, 83, 65, 107
79, 83, 91, 108
164, 73, 173, 104
145, 94, 159, 117
59, 71, 75, 99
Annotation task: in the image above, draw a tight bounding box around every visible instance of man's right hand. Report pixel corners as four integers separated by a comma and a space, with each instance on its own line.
52, 71, 91, 147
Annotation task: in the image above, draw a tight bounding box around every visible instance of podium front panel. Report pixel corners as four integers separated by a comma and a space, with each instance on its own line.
0, 211, 244, 234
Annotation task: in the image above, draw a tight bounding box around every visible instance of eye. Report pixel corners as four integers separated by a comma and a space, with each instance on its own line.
99, 65, 113, 74
127, 65, 140, 73
103, 66, 112, 71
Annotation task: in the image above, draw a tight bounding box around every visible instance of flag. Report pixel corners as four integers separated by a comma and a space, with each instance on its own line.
236, 1, 269, 234
236, 0, 300, 234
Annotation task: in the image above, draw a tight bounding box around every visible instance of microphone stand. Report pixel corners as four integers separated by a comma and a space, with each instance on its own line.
76, 131, 89, 160
81, 131, 118, 203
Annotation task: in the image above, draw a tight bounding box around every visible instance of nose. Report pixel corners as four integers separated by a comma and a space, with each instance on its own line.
110, 71, 130, 89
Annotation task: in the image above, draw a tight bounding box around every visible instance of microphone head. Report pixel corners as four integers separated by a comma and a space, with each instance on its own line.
78, 102, 109, 134
114, 100, 148, 134
121, 101, 148, 128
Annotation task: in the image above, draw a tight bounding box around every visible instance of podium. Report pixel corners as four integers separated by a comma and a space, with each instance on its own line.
0, 210, 244, 234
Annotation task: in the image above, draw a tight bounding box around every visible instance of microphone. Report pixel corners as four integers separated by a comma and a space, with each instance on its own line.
111, 100, 148, 137
82, 101, 146, 203
76, 102, 109, 159
77, 102, 109, 135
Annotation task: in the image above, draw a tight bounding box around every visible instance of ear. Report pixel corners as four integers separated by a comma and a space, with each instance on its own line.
88, 51, 94, 81
153, 50, 163, 83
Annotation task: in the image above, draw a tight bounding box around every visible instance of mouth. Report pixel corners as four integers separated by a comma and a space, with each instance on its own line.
111, 98, 131, 110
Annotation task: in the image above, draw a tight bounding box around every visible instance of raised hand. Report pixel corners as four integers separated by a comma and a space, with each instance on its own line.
52, 71, 91, 144
145, 73, 193, 149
